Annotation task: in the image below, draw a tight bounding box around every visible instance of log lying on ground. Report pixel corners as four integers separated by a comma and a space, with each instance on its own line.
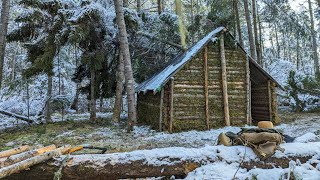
4, 142, 320, 180
0, 145, 57, 168
0, 145, 70, 179
0, 145, 30, 158
0, 109, 33, 123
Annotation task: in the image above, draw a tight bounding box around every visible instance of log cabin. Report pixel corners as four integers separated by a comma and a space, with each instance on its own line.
136, 27, 282, 132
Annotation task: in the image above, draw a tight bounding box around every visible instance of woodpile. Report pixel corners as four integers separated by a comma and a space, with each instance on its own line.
0, 145, 71, 179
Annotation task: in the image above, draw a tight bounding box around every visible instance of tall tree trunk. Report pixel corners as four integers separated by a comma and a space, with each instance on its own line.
114, 0, 137, 131
234, 0, 244, 47
175, 0, 187, 50
157, 0, 163, 14
258, 14, 263, 66
0, 0, 10, 88
71, 45, 80, 113
296, 35, 300, 70
112, 51, 124, 123
243, 0, 256, 60
252, 0, 261, 65
90, 66, 96, 120
11, 48, 16, 81
46, 74, 53, 123
274, 24, 280, 58
137, 0, 141, 11
308, 0, 319, 79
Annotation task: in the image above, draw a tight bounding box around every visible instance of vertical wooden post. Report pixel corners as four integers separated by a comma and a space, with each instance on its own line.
220, 35, 230, 126
169, 77, 174, 133
246, 56, 252, 125
268, 80, 272, 121
203, 47, 210, 129
159, 87, 164, 131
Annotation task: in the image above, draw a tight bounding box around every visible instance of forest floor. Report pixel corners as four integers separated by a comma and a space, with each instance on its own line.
0, 112, 319, 153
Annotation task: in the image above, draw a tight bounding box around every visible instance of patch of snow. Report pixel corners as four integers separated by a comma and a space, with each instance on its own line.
294, 133, 318, 143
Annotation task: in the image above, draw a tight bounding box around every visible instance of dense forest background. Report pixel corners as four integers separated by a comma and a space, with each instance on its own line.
0, 0, 319, 124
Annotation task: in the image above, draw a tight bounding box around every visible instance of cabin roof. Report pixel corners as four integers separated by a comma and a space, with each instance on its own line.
136, 27, 281, 94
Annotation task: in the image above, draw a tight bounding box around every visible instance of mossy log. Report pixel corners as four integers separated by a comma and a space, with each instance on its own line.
4, 143, 320, 180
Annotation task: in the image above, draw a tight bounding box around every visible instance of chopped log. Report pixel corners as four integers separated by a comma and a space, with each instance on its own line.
0, 145, 71, 179
0, 110, 33, 123
4, 142, 320, 180
0, 145, 30, 158
1, 145, 56, 167
219, 35, 230, 126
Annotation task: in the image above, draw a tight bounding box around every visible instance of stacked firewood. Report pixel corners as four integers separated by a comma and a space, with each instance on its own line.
0, 145, 71, 178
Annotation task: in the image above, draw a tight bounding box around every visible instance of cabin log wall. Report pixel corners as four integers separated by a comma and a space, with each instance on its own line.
137, 92, 161, 129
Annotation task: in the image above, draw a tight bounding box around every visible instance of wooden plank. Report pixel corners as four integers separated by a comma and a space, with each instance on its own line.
159, 88, 164, 131
220, 35, 230, 126
203, 47, 210, 130
169, 78, 174, 133
268, 80, 272, 121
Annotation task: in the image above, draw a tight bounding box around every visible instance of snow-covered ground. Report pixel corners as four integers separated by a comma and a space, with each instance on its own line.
1, 112, 320, 179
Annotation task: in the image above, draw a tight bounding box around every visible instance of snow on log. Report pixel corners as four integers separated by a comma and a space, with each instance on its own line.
0, 145, 71, 179
0, 109, 33, 123
4, 142, 320, 180
0, 145, 57, 168
0, 145, 30, 158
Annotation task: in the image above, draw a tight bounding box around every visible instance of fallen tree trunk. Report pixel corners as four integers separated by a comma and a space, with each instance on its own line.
0, 145, 30, 158
0, 110, 33, 123
0, 145, 56, 168
0, 145, 70, 179
4, 142, 320, 180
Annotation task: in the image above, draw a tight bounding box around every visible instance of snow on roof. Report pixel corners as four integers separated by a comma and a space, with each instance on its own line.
136, 27, 225, 94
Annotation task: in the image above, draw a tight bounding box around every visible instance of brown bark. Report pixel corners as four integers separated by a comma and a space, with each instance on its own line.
157, 0, 163, 14
308, 0, 319, 79
114, 0, 137, 131
112, 51, 124, 123
0, 0, 10, 88
234, 0, 244, 47
243, 0, 256, 60
252, 0, 261, 65
0, 146, 70, 179
90, 66, 96, 120
4, 147, 316, 180
46, 74, 53, 123
203, 47, 209, 129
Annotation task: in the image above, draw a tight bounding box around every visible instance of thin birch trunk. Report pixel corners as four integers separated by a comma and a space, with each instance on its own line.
0, 0, 10, 88
114, 0, 137, 131
243, 0, 256, 60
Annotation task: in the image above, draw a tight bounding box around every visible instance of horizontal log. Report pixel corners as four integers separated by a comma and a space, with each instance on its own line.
5, 143, 320, 180
0, 146, 30, 158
